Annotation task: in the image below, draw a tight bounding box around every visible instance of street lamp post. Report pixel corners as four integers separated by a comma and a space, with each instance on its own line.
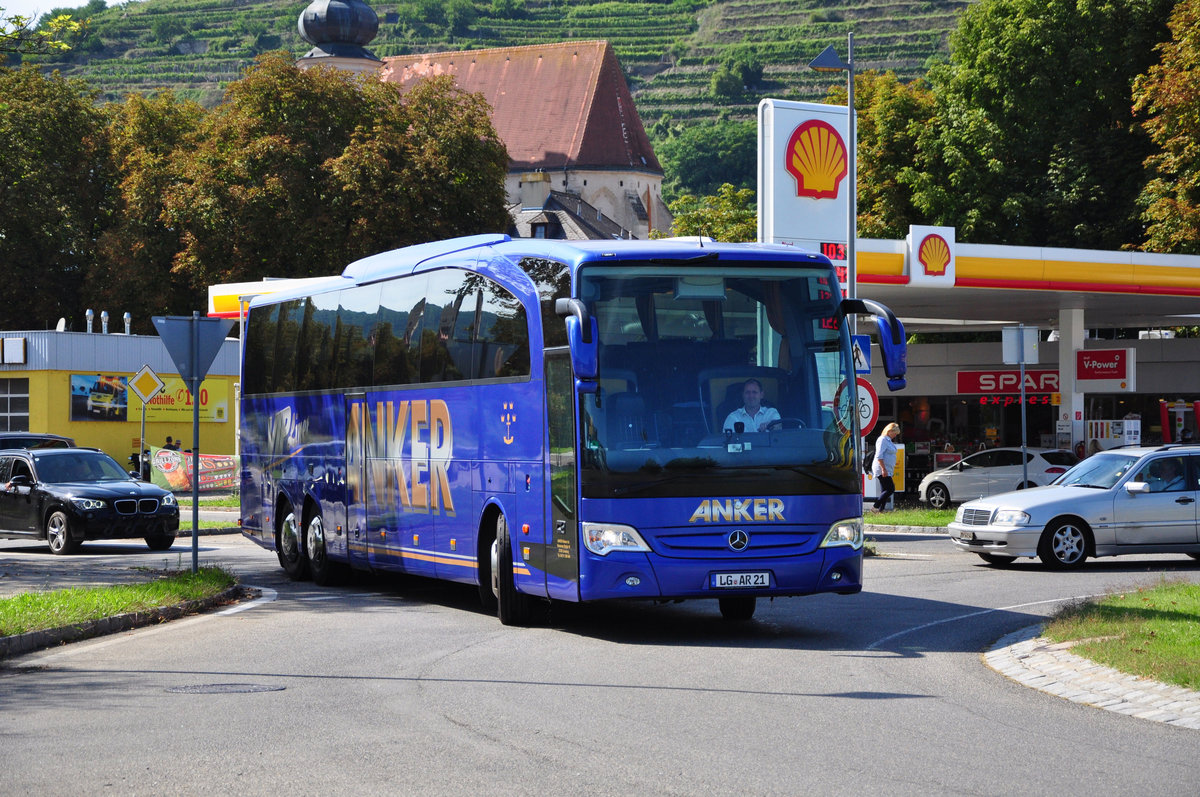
808, 33, 856, 315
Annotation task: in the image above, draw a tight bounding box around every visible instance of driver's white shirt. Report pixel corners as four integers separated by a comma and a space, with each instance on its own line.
723, 405, 780, 432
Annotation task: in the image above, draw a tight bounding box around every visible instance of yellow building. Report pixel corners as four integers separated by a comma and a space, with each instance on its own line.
0, 328, 238, 466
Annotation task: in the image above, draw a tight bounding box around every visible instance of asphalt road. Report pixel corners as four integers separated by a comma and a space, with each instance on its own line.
2, 532, 1198, 795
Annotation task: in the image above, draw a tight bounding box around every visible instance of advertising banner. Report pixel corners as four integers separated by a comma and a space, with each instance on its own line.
128, 378, 230, 423
148, 445, 237, 493
69, 374, 129, 422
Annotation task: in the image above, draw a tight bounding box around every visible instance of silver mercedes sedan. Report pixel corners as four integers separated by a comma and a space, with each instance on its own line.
948, 445, 1200, 568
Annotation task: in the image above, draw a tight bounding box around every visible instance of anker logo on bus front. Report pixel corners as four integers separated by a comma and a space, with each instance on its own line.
728, 530, 749, 552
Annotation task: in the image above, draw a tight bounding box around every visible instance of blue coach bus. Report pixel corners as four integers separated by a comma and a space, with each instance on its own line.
239, 234, 907, 624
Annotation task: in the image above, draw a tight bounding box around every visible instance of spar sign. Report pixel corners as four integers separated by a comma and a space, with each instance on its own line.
1075, 348, 1136, 392
957, 370, 1059, 394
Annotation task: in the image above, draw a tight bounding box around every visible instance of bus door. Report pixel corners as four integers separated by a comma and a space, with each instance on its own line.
344, 391, 370, 569
543, 350, 580, 600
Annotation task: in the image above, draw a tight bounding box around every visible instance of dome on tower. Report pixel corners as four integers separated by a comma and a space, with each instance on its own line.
297, 0, 380, 61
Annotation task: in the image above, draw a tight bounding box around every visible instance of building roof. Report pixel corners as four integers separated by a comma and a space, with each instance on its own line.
380, 41, 662, 175
508, 191, 633, 240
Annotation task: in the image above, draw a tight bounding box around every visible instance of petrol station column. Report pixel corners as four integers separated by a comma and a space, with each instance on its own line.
1058, 306, 1086, 450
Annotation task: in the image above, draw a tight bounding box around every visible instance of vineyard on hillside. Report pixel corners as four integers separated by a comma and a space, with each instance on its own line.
23, 0, 969, 123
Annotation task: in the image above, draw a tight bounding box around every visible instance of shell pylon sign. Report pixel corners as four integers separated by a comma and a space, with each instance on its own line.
758, 99, 852, 253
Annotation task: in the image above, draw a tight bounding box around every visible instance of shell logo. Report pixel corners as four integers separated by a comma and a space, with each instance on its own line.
784, 120, 847, 200
918, 233, 951, 276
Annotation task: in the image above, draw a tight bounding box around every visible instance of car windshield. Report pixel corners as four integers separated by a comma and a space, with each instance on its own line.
1057, 453, 1139, 488
577, 262, 858, 499
33, 452, 130, 483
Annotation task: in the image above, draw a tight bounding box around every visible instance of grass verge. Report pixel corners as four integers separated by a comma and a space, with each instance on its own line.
866, 507, 954, 528
1043, 581, 1200, 691
0, 566, 236, 637
178, 492, 239, 508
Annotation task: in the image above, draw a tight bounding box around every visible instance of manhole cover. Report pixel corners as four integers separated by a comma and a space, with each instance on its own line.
166, 683, 286, 694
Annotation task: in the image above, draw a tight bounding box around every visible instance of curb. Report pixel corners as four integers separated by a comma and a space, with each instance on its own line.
985, 625, 1200, 730
864, 524, 947, 535
0, 584, 251, 661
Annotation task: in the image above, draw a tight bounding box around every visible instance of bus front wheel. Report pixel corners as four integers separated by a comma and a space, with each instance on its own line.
491, 514, 532, 626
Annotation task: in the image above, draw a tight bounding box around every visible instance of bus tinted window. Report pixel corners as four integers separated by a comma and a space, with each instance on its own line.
477, 278, 529, 378
243, 304, 277, 395
520, 257, 571, 349
336, 286, 379, 389
423, 270, 473, 383
297, 293, 339, 391
271, 299, 304, 393
375, 276, 427, 387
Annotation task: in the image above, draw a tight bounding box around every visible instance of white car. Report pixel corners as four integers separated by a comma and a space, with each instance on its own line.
948, 445, 1200, 568
918, 447, 1078, 509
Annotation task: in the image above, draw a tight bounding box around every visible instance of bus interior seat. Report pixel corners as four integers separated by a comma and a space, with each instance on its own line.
607, 392, 656, 449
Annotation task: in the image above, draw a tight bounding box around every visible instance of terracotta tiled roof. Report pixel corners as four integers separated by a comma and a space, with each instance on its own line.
380, 41, 662, 175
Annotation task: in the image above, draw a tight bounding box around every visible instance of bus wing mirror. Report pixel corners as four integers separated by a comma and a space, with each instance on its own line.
841, 298, 908, 391
556, 298, 598, 386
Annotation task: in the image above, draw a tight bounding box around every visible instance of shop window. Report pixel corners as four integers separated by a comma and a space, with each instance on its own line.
0, 378, 30, 432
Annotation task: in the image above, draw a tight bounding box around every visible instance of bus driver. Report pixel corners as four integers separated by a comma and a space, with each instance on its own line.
723, 378, 780, 433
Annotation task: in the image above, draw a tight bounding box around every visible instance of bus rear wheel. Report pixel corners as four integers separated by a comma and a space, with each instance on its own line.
277, 507, 310, 581
719, 596, 756, 621
305, 512, 348, 586
491, 514, 533, 626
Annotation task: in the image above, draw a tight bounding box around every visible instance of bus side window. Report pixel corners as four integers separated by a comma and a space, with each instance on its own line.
477, 278, 530, 379
375, 277, 428, 388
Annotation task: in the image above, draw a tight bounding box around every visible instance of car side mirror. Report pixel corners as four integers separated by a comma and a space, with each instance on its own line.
1125, 481, 1150, 495
8, 474, 31, 487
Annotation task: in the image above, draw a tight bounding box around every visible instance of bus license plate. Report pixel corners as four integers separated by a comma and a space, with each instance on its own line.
712, 572, 770, 589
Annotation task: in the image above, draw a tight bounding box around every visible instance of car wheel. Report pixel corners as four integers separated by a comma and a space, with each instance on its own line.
305, 511, 348, 586
145, 533, 176, 551
46, 510, 81, 555
277, 507, 310, 581
718, 596, 757, 621
926, 483, 950, 510
492, 513, 533, 626
977, 553, 1016, 567
1038, 520, 1089, 569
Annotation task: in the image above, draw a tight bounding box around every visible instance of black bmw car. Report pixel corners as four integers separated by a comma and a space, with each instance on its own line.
0, 448, 179, 554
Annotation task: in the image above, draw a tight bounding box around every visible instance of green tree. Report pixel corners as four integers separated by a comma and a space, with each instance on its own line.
1, 7, 83, 55
88, 92, 205, 329
0, 66, 111, 329
1133, 0, 1200, 254
904, 0, 1175, 248
823, 71, 937, 238
665, 183, 757, 242
653, 118, 756, 204
161, 52, 509, 292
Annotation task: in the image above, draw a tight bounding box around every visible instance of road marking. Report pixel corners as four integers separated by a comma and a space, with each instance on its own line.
866, 593, 1106, 650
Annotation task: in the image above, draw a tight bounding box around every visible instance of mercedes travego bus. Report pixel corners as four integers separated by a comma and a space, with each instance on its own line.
238, 234, 907, 624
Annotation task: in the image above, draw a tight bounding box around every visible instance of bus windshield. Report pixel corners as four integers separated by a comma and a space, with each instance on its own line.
578, 262, 858, 499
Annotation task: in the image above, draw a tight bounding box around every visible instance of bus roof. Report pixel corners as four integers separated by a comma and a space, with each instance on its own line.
235, 235, 836, 312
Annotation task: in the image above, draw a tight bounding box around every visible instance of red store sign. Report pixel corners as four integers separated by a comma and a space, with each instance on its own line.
957, 369, 1059, 394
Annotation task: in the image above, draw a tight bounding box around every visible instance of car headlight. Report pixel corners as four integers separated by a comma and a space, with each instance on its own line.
581, 522, 651, 556
160, 493, 177, 507
992, 509, 1030, 527
72, 497, 106, 511
821, 517, 863, 550
955, 506, 967, 523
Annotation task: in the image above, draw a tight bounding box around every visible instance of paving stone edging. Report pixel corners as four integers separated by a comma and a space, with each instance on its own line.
985, 624, 1200, 730
0, 585, 251, 661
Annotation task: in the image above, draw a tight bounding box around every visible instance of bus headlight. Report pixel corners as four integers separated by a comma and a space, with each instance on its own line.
581, 522, 651, 556
820, 518, 863, 550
